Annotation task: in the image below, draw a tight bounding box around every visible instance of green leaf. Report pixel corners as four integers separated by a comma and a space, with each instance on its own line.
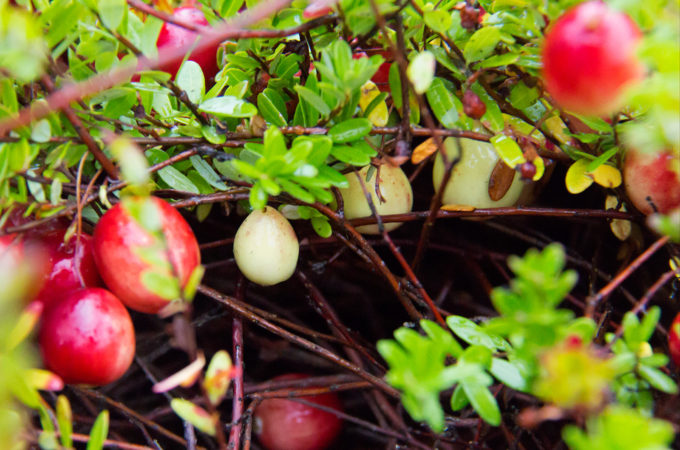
490, 358, 528, 391
447, 316, 502, 350
257, 88, 288, 127
331, 145, 372, 166
203, 350, 233, 406
158, 166, 200, 194
110, 137, 149, 187
86, 410, 109, 450
216, 0, 245, 17
475, 52, 519, 69
461, 382, 501, 426
56, 395, 73, 450
50, 178, 62, 205
426, 78, 459, 128
249, 182, 268, 210
490, 134, 525, 169
190, 155, 227, 190
328, 118, 372, 143
278, 179, 314, 203
310, 216, 332, 238
183, 265, 205, 302
424, 10, 452, 34
176, 61, 205, 104
31, 119, 51, 143
171, 399, 216, 436
198, 96, 257, 118
295, 85, 331, 117
141, 270, 181, 301
450, 384, 469, 411
638, 365, 678, 394
464, 27, 502, 63
98, 0, 126, 30
263, 126, 287, 159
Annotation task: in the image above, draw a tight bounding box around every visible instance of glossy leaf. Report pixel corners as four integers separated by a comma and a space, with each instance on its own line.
464, 27, 502, 63
56, 395, 73, 450
565, 159, 594, 194
86, 410, 109, 450
198, 96, 257, 118
203, 350, 234, 406
407, 51, 436, 94
490, 134, 525, 169
426, 78, 459, 129
328, 118, 372, 143
170, 399, 216, 436
176, 61, 205, 104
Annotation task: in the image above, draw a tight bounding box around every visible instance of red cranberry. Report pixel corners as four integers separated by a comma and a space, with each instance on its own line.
39, 288, 135, 386
670, 312, 680, 368
92, 197, 201, 314
518, 162, 537, 181
623, 149, 680, 215
157, 6, 219, 79
463, 89, 486, 119
541, 1, 643, 116
0, 233, 49, 301
34, 229, 101, 310
254, 374, 343, 450
460, 5, 481, 30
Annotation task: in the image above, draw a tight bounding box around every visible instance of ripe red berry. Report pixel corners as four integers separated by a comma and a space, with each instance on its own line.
34, 229, 101, 310
623, 149, 680, 215
254, 374, 343, 450
463, 90, 486, 119
39, 288, 135, 386
670, 312, 680, 368
157, 6, 219, 79
541, 1, 643, 116
92, 196, 201, 314
0, 233, 49, 301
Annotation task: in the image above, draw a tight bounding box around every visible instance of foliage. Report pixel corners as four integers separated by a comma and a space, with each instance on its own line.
0, 0, 678, 447
378, 245, 677, 444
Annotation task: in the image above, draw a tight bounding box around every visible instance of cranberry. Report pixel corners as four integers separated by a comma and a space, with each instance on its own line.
541, 1, 643, 116
34, 229, 101, 310
92, 197, 201, 314
463, 89, 486, 119
157, 6, 219, 79
39, 288, 135, 386
254, 374, 343, 450
0, 233, 49, 301
670, 312, 680, 368
623, 149, 680, 215
518, 162, 537, 181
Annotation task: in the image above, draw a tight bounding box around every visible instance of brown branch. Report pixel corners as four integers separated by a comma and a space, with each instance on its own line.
0, 0, 299, 135
197, 284, 401, 398
227, 279, 246, 450
40, 75, 118, 179
585, 235, 670, 317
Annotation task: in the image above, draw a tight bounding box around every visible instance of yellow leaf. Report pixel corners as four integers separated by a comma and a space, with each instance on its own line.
565, 159, 594, 194
532, 156, 545, 181
359, 80, 388, 127
441, 204, 476, 211
503, 114, 544, 143
542, 115, 574, 146
412, 137, 438, 164
26, 369, 64, 391
592, 164, 622, 188
670, 256, 680, 280
606, 195, 631, 241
